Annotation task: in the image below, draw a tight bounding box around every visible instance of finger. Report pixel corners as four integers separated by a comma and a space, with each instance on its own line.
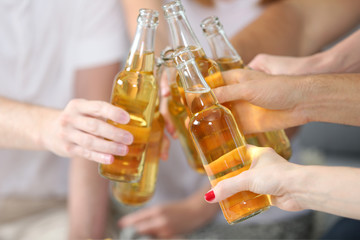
67, 129, 129, 157
160, 96, 177, 137
69, 99, 130, 124
134, 217, 167, 236
160, 134, 170, 161
212, 82, 253, 104
67, 143, 114, 164
70, 115, 133, 145
118, 207, 160, 227
204, 171, 252, 203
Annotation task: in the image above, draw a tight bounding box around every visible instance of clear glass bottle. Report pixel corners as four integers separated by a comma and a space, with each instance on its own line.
99, 9, 159, 182
201, 16, 292, 160
160, 48, 204, 173
174, 48, 270, 224
112, 98, 164, 205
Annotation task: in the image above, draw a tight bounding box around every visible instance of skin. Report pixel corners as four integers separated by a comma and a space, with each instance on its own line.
0, 87, 132, 164
206, 145, 360, 220
118, 185, 219, 239
249, 30, 360, 75
68, 63, 122, 239
110, 0, 360, 238
213, 70, 360, 133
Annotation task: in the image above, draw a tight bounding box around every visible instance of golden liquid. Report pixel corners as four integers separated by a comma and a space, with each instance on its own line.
168, 82, 205, 173
112, 113, 164, 205
187, 89, 270, 224
211, 57, 292, 160
99, 52, 158, 182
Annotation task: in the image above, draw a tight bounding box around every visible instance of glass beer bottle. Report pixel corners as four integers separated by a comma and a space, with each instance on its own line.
201, 16, 292, 160
99, 9, 159, 182
112, 99, 164, 205
161, 48, 204, 173
174, 48, 270, 224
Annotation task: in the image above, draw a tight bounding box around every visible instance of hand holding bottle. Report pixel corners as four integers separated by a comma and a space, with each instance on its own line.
42, 99, 132, 164
204, 145, 303, 212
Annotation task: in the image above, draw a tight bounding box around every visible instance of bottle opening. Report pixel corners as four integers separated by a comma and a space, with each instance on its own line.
138, 8, 159, 26
200, 16, 222, 35
162, 0, 184, 18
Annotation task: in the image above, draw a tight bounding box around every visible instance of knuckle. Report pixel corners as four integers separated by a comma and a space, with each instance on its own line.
86, 119, 99, 133
81, 148, 92, 159
80, 135, 94, 148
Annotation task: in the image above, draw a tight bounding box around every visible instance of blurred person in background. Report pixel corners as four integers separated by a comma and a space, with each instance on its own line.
103, 0, 359, 239
0, 0, 131, 239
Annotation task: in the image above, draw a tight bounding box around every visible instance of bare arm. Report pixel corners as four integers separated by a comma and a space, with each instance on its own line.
206, 145, 360, 220
249, 29, 360, 75
231, 0, 360, 63
213, 70, 360, 133
0, 92, 130, 163
68, 63, 120, 239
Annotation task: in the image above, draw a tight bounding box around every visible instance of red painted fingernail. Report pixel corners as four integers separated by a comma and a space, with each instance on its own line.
204, 190, 215, 201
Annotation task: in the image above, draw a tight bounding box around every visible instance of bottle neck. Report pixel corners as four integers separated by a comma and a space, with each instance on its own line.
125, 23, 157, 72
176, 58, 218, 115
205, 29, 240, 62
164, 11, 202, 50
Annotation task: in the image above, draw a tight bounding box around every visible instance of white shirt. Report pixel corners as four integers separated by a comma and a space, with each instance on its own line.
0, 0, 129, 198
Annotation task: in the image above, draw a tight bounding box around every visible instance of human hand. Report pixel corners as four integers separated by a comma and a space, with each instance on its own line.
248, 53, 335, 75
118, 195, 219, 239
212, 69, 308, 133
41, 99, 133, 164
204, 145, 304, 212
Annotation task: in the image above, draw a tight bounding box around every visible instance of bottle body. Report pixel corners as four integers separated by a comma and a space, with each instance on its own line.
212, 57, 292, 160
188, 89, 270, 224
112, 112, 164, 205
99, 9, 159, 182
201, 16, 292, 160
161, 48, 204, 173
174, 48, 270, 224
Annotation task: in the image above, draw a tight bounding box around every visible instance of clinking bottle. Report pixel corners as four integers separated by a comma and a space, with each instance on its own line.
99, 9, 159, 182
200, 16, 292, 160
174, 48, 270, 224
112, 97, 164, 206
160, 48, 204, 173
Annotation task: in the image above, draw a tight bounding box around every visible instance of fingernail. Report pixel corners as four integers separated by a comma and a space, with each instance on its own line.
121, 113, 130, 124
119, 145, 128, 156
124, 133, 133, 145
102, 154, 113, 164
204, 190, 215, 202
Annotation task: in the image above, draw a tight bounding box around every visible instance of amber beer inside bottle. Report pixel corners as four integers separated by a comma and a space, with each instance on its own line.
174, 48, 270, 224
201, 16, 292, 160
161, 48, 205, 173
99, 9, 159, 182
112, 110, 164, 205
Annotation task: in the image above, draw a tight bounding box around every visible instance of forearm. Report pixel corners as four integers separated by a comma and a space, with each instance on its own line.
0, 96, 58, 150
290, 165, 360, 219
68, 63, 119, 239
231, 0, 360, 63
300, 74, 360, 126
68, 158, 110, 239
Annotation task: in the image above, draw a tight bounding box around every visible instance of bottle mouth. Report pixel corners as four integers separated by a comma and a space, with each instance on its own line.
200, 16, 222, 35
162, 0, 184, 18
138, 8, 159, 26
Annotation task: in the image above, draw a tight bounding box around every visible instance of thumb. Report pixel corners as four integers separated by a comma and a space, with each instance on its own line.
204, 170, 252, 203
